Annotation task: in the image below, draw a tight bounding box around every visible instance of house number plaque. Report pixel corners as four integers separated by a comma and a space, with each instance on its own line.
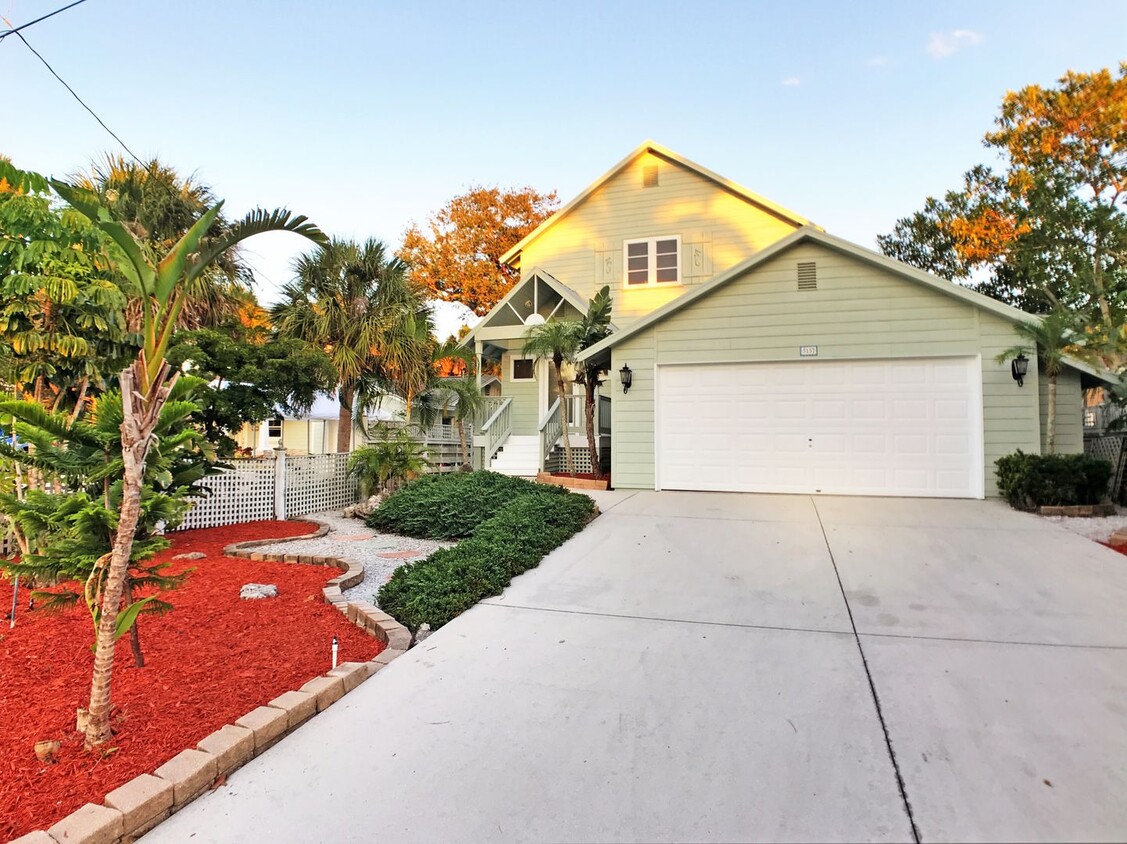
799, 345, 818, 357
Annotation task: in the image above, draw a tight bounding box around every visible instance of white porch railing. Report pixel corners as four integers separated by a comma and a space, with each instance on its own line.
479, 397, 513, 464
540, 398, 564, 471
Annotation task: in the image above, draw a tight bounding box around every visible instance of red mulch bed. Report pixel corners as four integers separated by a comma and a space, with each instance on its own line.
549, 472, 609, 482
0, 520, 384, 840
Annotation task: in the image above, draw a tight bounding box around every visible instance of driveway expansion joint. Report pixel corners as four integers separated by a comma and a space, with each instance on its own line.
478, 600, 854, 638
813, 498, 923, 844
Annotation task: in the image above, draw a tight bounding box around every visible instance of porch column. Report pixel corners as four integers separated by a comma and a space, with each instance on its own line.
256, 420, 271, 454
475, 340, 484, 389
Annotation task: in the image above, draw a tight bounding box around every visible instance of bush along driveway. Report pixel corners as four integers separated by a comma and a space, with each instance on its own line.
369, 472, 596, 632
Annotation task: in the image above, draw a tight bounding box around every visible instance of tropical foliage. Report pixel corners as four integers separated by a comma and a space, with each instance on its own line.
878, 66, 1127, 338
272, 239, 429, 451
51, 170, 325, 750
347, 425, 430, 496
0, 378, 215, 666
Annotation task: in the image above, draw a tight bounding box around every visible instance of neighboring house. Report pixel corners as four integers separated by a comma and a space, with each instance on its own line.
234, 392, 406, 456
466, 140, 1114, 498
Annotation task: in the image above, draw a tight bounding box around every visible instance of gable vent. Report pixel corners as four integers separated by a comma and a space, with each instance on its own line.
797, 261, 817, 291
642, 164, 659, 187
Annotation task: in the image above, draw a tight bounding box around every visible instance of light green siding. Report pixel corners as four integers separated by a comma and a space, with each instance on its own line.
611, 241, 1047, 497
1040, 368, 1083, 454
501, 352, 542, 435
520, 150, 801, 328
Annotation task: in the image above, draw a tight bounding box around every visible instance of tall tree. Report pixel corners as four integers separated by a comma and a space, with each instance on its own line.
878, 66, 1127, 330
73, 155, 254, 330
53, 176, 324, 750
523, 321, 580, 476
272, 239, 426, 452
0, 160, 131, 411
400, 186, 558, 316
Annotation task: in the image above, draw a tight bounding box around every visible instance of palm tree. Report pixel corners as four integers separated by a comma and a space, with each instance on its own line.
72, 155, 252, 330
523, 320, 580, 476
998, 309, 1081, 454
574, 287, 613, 479
436, 375, 486, 466
272, 239, 424, 452
53, 179, 325, 750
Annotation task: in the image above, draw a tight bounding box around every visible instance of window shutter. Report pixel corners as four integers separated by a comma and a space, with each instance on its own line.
797, 261, 817, 291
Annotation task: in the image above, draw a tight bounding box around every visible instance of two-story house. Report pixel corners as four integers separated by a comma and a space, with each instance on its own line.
465, 141, 1109, 498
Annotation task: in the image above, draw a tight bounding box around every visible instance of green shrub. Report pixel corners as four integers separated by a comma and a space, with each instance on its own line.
377, 490, 595, 632
995, 450, 1112, 510
366, 471, 566, 539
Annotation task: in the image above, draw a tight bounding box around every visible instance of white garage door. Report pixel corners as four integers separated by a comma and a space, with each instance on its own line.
657, 357, 983, 498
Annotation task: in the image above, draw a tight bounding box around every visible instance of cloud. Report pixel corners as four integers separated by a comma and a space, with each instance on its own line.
781, 76, 801, 87
866, 55, 888, 68
926, 29, 983, 58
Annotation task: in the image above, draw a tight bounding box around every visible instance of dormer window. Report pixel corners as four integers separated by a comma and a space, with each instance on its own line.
624, 236, 680, 287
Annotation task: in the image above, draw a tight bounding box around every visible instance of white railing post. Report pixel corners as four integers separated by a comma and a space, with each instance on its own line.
273, 447, 287, 520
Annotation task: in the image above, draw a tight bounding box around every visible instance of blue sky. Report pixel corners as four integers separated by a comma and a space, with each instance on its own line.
3, 0, 1125, 334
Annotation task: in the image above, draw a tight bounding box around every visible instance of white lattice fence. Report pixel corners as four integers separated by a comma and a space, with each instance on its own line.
285, 453, 359, 517
178, 459, 276, 531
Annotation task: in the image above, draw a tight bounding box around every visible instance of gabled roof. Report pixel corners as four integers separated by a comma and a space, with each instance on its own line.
499, 140, 818, 267
461, 268, 591, 347
577, 226, 1117, 385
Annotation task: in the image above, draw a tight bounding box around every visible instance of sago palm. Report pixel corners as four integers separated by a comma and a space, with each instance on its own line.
53, 178, 325, 750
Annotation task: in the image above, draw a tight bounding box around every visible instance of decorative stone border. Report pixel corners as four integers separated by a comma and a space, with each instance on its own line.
1038, 503, 1117, 517
12, 521, 410, 844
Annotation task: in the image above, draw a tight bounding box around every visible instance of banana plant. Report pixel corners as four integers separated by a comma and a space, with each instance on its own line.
52, 180, 326, 750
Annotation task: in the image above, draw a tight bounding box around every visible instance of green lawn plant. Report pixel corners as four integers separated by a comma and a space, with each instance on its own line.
377, 482, 593, 632
366, 470, 564, 539
347, 424, 430, 496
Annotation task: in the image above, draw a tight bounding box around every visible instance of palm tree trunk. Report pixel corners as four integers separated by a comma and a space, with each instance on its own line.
85, 359, 174, 750
554, 357, 573, 476
584, 375, 601, 480
336, 384, 353, 453
457, 418, 468, 465
1047, 373, 1057, 454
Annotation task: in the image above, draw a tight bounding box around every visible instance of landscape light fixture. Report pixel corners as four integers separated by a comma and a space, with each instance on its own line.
620, 364, 633, 394
1011, 352, 1029, 387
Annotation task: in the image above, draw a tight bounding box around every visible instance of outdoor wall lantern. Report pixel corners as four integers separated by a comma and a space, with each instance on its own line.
620, 363, 633, 394
1011, 352, 1029, 387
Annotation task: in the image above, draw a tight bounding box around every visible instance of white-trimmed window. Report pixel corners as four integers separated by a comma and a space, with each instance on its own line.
624, 236, 681, 287
511, 357, 535, 382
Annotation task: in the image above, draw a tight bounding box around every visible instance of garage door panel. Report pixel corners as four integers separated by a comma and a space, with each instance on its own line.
657, 358, 982, 499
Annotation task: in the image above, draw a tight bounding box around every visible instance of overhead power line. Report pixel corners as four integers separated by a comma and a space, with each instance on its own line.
0, 0, 90, 42
3, 19, 144, 165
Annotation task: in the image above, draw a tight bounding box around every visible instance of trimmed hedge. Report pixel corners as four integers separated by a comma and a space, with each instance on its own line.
366, 471, 566, 539
995, 450, 1112, 510
377, 483, 595, 632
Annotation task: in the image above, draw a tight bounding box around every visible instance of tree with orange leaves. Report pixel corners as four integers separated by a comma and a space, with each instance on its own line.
399, 186, 558, 316
880, 65, 1127, 325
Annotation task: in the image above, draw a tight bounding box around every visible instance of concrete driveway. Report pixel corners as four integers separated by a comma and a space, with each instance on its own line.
148, 492, 1127, 843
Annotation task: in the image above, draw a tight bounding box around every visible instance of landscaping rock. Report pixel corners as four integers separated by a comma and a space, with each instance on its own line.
342, 494, 384, 519
34, 739, 60, 763
172, 551, 207, 561
239, 583, 278, 600
414, 623, 432, 644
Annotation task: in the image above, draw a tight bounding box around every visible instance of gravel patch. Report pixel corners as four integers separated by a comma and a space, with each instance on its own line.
1041, 508, 1127, 543
251, 511, 453, 607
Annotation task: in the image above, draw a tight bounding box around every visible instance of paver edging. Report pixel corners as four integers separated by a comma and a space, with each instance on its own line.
18, 519, 410, 844
1037, 503, 1117, 517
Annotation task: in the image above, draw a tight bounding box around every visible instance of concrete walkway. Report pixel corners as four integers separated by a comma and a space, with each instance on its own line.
147, 492, 1127, 843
